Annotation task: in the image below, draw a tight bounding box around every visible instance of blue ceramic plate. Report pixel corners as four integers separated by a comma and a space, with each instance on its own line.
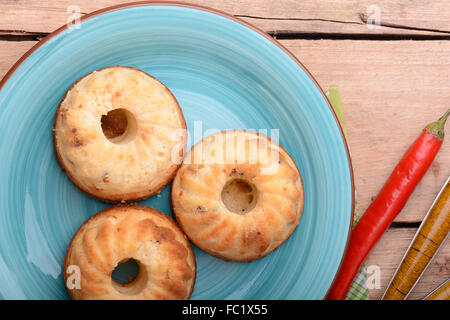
0, 3, 354, 299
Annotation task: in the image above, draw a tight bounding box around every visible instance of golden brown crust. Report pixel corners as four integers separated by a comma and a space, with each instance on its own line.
53, 66, 187, 203
171, 129, 304, 262
64, 204, 196, 300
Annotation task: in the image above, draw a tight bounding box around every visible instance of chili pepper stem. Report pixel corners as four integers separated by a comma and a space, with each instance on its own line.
425, 108, 450, 141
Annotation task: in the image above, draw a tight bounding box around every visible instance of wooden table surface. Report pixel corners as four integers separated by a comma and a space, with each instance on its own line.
1, 0, 449, 300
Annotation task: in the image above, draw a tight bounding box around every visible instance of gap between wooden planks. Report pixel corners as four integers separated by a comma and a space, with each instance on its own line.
1, 0, 450, 37
2, 39, 449, 223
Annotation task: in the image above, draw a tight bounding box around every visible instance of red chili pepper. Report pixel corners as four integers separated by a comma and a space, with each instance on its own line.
326, 109, 450, 300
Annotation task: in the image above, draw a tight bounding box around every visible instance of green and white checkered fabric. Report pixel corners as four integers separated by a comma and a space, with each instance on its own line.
326, 86, 369, 300
345, 202, 369, 300
347, 265, 370, 300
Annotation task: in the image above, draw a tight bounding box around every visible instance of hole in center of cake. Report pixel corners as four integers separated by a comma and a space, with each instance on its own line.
221, 178, 258, 215
111, 258, 148, 295
101, 108, 137, 144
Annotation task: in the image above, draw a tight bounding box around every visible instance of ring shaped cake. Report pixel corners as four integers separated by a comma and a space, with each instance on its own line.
171, 130, 304, 261
64, 205, 196, 300
53, 66, 186, 202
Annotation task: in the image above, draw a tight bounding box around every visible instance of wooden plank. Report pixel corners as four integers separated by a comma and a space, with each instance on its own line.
365, 228, 450, 300
0, 41, 36, 79
1, 0, 449, 36
282, 39, 450, 223
1, 39, 449, 223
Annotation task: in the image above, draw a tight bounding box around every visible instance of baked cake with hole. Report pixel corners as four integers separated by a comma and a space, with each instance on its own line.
64, 204, 196, 300
53, 66, 186, 202
171, 130, 304, 262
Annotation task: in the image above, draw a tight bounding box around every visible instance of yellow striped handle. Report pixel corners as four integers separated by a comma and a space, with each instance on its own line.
424, 279, 450, 300
383, 177, 450, 300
